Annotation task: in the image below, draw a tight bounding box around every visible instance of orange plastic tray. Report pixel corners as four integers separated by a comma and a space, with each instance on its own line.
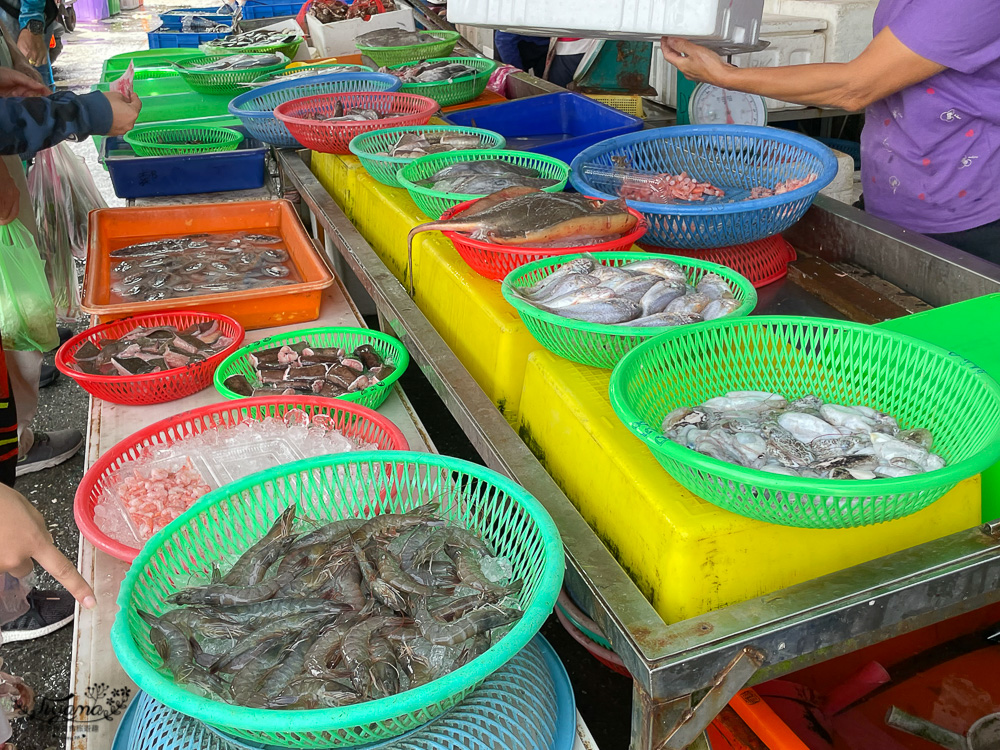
82, 200, 335, 331
441, 88, 507, 114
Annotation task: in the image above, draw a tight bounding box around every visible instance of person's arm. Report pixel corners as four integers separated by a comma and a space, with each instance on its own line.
0, 89, 141, 159
661, 28, 945, 111
16, 0, 47, 66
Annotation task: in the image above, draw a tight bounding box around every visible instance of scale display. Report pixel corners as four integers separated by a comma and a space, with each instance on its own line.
690, 82, 767, 126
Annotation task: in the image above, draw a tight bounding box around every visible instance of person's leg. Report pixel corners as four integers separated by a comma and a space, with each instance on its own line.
518, 39, 549, 77
926, 216, 1000, 266
546, 52, 585, 88
3, 353, 38, 460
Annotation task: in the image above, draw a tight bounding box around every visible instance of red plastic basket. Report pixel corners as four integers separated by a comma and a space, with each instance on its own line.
74, 396, 411, 562
273, 91, 439, 154
441, 197, 648, 282
639, 234, 797, 289
55, 311, 245, 406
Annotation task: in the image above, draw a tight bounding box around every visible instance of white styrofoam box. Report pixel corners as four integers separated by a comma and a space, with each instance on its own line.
454, 23, 494, 58
820, 148, 856, 204
258, 18, 313, 61
650, 14, 826, 112
446, 0, 765, 44
766, 0, 876, 62
306, 0, 414, 58
731, 30, 825, 110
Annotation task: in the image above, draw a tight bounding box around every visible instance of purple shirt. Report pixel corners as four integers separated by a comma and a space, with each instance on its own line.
861, 0, 1000, 234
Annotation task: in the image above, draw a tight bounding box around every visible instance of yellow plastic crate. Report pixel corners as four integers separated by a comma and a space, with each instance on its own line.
585, 93, 645, 118
311, 152, 540, 422
517, 349, 981, 624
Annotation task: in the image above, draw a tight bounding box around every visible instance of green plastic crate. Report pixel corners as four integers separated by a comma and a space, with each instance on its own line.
102, 48, 201, 79
877, 293, 1000, 521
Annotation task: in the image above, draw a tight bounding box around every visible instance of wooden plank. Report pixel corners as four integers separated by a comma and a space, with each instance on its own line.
67, 278, 434, 750
787, 254, 922, 324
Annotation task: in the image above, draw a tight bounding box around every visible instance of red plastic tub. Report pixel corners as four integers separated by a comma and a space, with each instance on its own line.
442, 197, 648, 282
55, 311, 244, 405
74, 396, 410, 562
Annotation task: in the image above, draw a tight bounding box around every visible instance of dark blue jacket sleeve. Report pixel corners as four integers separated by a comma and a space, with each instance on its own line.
0, 91, 114, 159
18, 0, 46, 27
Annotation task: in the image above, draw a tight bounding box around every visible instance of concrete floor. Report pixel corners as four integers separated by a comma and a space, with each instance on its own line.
3, 7, 635, 749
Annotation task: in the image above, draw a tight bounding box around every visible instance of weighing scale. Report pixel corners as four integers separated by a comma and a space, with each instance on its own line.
689, 82, 768, 125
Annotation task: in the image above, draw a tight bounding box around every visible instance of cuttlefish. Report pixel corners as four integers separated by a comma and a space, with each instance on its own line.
405, 187, 638, 296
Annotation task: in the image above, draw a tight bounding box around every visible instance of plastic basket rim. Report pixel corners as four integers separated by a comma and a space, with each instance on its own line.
54, 310, 246, 387
212, 325, 410, 403
388, 56, 498, 89
501, 251, 757, 335
73, 395, 409, 563
272, 91, 440, 128
200, 36, 302, 56
608, 314, 1000, 494
229, 72, 403, 118
441, 197, 648, 258
123, 124, 244, 153
397, 149, 571, 203
347, 125, 507, 168
569, 125, 840, 216
175, 51, 290, 75
355, 29, 460, 53
249, 62, 374, 83
110, 449, 565, 737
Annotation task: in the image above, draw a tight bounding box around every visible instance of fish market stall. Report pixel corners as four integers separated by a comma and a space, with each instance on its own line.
276, 118, 1000, 748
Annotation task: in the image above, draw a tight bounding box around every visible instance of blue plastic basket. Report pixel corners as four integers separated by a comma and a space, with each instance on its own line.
148, 28, 232, 49
228, 71, 402, 148
157, 7, 234, 30
570, 125, 839, 249
112, 636, 575, 750
442, 91, 643, 164
99, 126, 267, 199
241, 0, 305, 17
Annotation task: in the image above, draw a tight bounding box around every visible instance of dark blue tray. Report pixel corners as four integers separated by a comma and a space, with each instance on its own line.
147, 28, 231, 48
241, 0, 306, 17
441, 91, 643, 164
156, 7, 234, 30
100, 126, 267, 199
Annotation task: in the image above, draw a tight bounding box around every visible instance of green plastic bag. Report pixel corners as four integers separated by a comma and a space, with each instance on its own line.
0, 220, 59, 352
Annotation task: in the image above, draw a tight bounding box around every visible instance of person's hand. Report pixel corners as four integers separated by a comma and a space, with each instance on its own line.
0, 66, 49, 97
0, 165, 19, 226
101, 91, 142, 136
16, 28, 48, 68
0, 484, 96, 609
660, 37, 732, 86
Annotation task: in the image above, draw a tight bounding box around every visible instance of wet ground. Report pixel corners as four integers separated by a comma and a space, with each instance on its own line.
3, 6, 634, 748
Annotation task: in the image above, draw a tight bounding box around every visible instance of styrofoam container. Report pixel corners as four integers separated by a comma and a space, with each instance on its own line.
305, 0, 415, 58
764, 0, 876, 62
820, 148, 856, 204
446, 0, 765, 44
650, 13, 826, 112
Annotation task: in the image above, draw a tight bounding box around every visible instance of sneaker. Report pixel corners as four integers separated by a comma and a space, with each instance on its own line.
15, 429, 83, 476
56, 326, 73, 350
0, 589, 75, 643
38, 363, 59, 389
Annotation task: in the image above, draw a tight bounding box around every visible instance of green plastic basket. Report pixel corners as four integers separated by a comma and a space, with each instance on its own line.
398, 149, 570, 219
502, 251, 757, 369
110, 451, 564, 748
213, 326, 409, 410
388, 57, 498, 107
608, 316, 1000, 529
200, 36, 302, 60
356, 30, 461, 67
348, 126, 507, 189
174, 53, 289, 94
123, 124, 244, 156
102, 48, 202, 79
249, 62, 373, 84
134, 68, 181, 81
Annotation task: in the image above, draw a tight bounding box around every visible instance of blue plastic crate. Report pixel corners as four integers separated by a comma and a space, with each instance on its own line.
157, 7, 234, 30
441, 91, 643, 164
100, 126, 267, 199
241, 0, 306, 17
148, 28, 231, 48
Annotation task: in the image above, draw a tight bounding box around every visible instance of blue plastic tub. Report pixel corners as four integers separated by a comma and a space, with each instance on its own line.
100, 126, 267, 199
156, 7, 233, 30
241, 0, 306, 17
570, 125, 839, 249
441, 91, 643, 164
148, 28, 231, 49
